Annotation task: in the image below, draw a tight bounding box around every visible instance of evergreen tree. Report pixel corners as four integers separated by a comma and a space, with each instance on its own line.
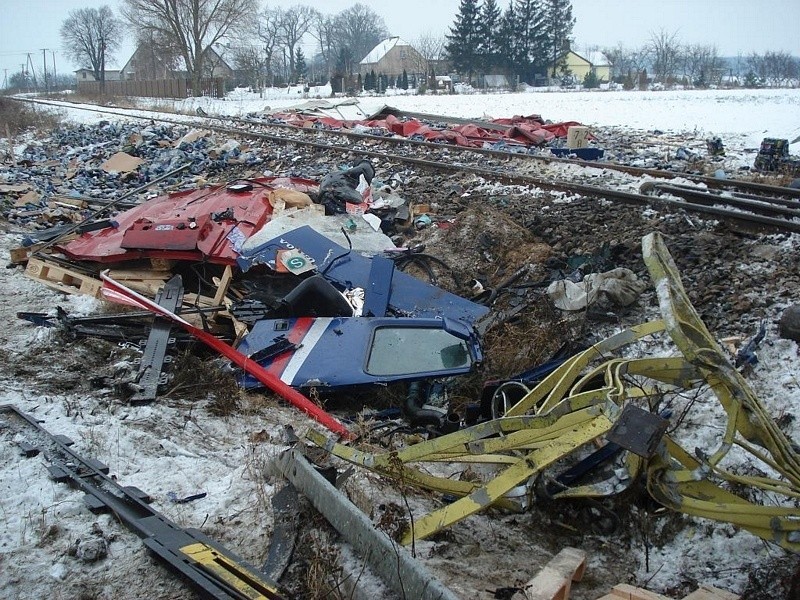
499, 2, 523, 80
582, 69, 599, 88
477, 0, 503, 73
295, 48, 308, 82
400, 69, 409, 90
543, 0, 575, 77
357, 73, 363, 92
445, 0, 481, 80
367, 69, 376, 90
512, 0, 548, 83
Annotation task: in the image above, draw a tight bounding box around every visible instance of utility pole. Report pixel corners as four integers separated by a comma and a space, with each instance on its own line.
52, 50, 57, 83
41, 49, 49, 95
2, 69, 7, 89
25, 53, 37, 89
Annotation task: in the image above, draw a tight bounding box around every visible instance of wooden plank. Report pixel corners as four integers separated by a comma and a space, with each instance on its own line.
211, 265, 234, 307
182, 293, 219, 308
7, 241, 66, 265
222, 296, 249, 346
106, 268, 172, 281
125, 280, 169, 297
149, 258, 176, 271
523, 547, 587, 600
682, 585, 739, 600
47, 196, 87, 209
606, 584, 672, 600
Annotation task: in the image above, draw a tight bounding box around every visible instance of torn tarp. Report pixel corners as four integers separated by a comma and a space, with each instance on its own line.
261, 104, 586, 151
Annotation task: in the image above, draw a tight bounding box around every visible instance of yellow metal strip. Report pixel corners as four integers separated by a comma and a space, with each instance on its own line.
400, 413, 615, 544
180, 542, 282, 599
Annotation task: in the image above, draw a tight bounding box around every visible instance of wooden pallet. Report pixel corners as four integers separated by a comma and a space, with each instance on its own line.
25, 257, 103, 298
24, 258, 174, 300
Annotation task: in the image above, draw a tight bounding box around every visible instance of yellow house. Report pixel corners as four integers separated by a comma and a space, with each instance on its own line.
555, 50, 613, 83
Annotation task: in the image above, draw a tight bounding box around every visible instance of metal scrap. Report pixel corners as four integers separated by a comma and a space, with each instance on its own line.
307, 232, 800, 550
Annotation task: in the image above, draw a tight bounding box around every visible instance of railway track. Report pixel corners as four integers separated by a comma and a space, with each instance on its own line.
10, 95, 800, 234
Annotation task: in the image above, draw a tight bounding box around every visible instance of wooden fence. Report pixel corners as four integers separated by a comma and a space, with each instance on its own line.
76, 78, 225, 99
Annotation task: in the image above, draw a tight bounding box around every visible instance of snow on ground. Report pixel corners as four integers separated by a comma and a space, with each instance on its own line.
2, 87, 799, 599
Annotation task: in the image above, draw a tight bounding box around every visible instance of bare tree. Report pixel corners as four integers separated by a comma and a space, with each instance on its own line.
229, 7, 285, 91
332, 4, 388, 66
311, 13, 338, 80
230, 44, 261, 90
746, 52, 768, 85
122, 0, 257, 96
253, 7, 284, 87
603, 43, 641, 81
762, 51, 799, 87
682, 44, 722, 87
60, 6, 123, 93
309, 5, 388, 83
278, 5, 318, 83
647, 29, 682, 85
413, 31, 447, 76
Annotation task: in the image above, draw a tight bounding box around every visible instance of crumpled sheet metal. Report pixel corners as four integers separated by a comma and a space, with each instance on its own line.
309, 233, 800, 550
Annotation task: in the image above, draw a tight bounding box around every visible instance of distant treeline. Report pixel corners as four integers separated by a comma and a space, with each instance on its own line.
602, 32, 799, 89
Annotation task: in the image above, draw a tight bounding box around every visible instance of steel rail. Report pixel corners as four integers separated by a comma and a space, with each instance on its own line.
644, 182, 800, 220
9, 96, 800, 233
13, 95, 800, 199
647, 181, 800, 209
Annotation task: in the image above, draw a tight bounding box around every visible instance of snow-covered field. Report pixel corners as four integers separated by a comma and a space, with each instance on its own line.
46, 85, 800, 164
1, 87, 799, 599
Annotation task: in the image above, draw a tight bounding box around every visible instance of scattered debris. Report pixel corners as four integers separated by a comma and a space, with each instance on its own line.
3, 100, 799, 599
546, 267, 646, 311
307, 233, 800, 550
100, 152, 144, 174
249, 104, 603, 157
706, 136, 725, 156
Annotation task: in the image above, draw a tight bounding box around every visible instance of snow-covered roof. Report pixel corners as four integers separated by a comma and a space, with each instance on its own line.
586, 51, 611, 67
360, 37, 411, 65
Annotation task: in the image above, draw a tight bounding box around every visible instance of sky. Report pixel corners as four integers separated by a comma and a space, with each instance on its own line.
1, 0, 799, 86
